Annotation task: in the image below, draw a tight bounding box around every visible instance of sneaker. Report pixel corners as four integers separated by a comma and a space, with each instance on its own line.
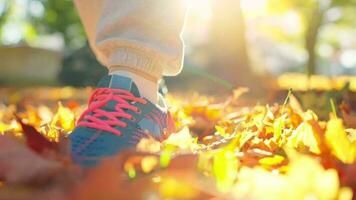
70, 75, 175, 167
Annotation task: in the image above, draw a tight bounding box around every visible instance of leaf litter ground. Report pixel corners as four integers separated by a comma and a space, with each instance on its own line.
0, 87, 355, 200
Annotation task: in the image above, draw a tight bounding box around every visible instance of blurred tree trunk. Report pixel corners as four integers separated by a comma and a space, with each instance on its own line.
305, 5, 325, 76
208, 0, 252, 89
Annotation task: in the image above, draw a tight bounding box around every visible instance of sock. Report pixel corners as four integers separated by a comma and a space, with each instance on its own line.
110, 70, 159, 104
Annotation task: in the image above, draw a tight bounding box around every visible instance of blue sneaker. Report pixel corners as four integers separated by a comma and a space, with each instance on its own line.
70, 75, 175, 167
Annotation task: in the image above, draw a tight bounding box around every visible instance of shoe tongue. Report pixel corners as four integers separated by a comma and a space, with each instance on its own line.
97, 75, 141, 97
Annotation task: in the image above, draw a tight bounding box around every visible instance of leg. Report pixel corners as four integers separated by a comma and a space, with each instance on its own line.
74, 0, 188, 102
71, 0, 187, 167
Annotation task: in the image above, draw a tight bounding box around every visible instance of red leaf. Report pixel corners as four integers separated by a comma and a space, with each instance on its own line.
16, 117, 58, 154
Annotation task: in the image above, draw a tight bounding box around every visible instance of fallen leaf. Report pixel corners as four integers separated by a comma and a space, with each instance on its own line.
0, 136, 61, 185
325, 117, 356, 164
16, 117, 58, 154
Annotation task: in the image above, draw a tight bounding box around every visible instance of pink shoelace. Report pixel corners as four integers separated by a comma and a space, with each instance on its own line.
77, 88, 147, 136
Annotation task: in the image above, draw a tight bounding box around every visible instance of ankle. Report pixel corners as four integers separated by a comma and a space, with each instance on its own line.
109, 70, 159, 104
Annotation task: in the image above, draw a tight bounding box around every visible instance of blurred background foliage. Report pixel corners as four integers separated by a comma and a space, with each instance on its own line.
0, 0, 84, 49
0, 0, 355, 93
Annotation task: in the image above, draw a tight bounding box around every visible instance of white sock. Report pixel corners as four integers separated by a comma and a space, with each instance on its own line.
110, 70, 159, 104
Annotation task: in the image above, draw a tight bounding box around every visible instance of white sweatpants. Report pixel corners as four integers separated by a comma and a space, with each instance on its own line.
74, 0, 188, 80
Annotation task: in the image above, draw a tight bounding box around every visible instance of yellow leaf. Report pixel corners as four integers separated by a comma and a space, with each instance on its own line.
0, 122, 9, 134
215, 125, 227, 137
287, 122, 321, 154
273, 115, 285, 140
124, 162, 136, 179
159, 178, 199, 199
163, 127, 197, 151
52, 102, 75, 133
141, 156, 158, 174
325, 118, 356, 164
259, 155, 285, 167
287, 153, 340, 200
213, 149, 238, 192
239, 130, 257, 149
338, 187, 353, 200
160, 146, 174, 168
